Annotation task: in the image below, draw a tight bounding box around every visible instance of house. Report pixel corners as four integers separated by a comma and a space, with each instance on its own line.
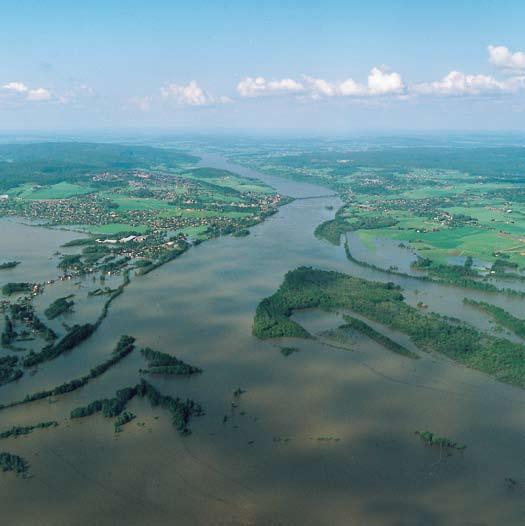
0, 194, 9, 201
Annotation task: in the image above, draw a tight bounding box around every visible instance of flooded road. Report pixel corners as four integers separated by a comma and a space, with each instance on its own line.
1, 155, 525, 526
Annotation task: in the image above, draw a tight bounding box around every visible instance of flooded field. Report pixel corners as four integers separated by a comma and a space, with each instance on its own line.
1, 157, 525, 526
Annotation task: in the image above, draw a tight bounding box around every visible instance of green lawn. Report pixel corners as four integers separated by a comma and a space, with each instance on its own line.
8, 181, 94, 199
396, 182, 516, 200
110, 196, 173, 211
173, 225, 209, 239
81, 223, 148, 235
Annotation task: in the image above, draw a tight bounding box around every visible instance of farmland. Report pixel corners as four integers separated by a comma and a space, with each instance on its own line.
226, 142, 525, 270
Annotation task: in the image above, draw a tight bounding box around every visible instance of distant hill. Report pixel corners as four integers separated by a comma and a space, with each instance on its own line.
0, 142, 197, 191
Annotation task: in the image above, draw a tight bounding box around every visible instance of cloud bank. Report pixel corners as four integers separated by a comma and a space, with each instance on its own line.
2, 82, 52, 101
3, 43, 525, 114
237, 67, 405, 99
237, 48, 525, 102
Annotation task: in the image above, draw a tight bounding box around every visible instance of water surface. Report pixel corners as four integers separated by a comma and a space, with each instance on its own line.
1, 156, 524, 526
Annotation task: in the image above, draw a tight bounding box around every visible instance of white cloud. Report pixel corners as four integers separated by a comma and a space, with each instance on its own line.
239, 68, 404, 100
237, 76, 305, 97
160, 80, 229, 106
302, 76, 338, 97
412, 70, 510, 96
367, 67, 404, 95
2, 81, 52, 102
488, 45, 525, 72
27, 87, 51, 101
3, 81, 29, 93
337, 77, 364, 96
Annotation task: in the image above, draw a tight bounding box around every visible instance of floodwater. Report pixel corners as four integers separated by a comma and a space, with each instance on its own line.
1, 154, 525, 526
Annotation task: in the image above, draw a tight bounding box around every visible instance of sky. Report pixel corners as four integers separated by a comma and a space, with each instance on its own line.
1, 0, 525, 133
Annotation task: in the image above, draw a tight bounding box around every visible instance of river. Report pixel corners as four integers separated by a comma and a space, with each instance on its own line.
1, 154, 524, 526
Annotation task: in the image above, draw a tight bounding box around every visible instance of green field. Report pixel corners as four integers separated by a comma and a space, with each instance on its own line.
8, 182, 95, 200
357, 225, 525, 265
173, 225, 209, 239
82, 223, 148, 235
395, 182, 516, 200
109, 196, 174, 211
345, 199, 525, 266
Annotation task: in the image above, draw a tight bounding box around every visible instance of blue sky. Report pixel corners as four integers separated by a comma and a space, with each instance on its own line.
1, 0, 525, 132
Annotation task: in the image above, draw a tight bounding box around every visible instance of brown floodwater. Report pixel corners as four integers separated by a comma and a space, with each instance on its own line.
1, 154, 525, 526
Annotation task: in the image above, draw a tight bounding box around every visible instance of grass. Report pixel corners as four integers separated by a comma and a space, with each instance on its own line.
355, 215, 525, 266
109, 196, 174, 211
173, 225, 209, 239
395, 182, 510, 200
82, 223, 148, 235
9, 181, 94, 200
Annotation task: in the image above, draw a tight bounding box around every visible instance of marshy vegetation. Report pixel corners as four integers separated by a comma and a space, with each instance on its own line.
0, 421, 58, 440
114, 411, 135, 432
232, 228, 250, 237
0, 335, 136, 410
0, 452, 28, 475
280, 346, 300, 357
0, 355, 23, 387
341, 315, 419, 359
0, 261, 21, 270
2, 282, 32, 296
253, 267, 525, 387
415, 430, 466, 450
315, 212, 397, 246
343, 240, 513, 296
1, 318, 18, 347
140, 347, 202, 376
464, 298, 525, 338
44, 295, 75, 320
9, 301, 57, 343
70, 379, 203, 435
22, 323, 95, 367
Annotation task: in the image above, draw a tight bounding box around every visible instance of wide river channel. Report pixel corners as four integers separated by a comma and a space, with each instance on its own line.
1, 153, 524, 526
